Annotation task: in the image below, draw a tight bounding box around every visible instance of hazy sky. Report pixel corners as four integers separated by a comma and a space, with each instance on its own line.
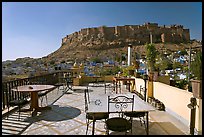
2, 2, 202, 61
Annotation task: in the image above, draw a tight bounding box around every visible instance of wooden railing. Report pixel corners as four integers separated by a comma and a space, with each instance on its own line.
2, 71, 68, 112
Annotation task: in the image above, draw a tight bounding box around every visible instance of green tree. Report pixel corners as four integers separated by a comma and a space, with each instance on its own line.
173, 61, 182, 70
155, 53, 172, 73
145, 43, 158, 72
191, 51, 202, 80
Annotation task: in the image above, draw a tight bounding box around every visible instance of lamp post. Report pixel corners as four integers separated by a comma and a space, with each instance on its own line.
143, 74, 148, 102
187, 97, 197, 135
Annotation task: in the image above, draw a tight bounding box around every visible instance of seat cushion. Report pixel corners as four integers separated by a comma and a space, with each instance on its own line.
106, 117, 131, 132
87, 112, 109, 120
124, 112, 146, 117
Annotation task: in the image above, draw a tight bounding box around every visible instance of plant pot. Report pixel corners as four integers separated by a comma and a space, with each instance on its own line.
153, 71, 159, 81
191, 79, 202, 99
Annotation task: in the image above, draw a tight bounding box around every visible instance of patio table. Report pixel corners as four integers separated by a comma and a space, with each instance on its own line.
113, 77, 135, 93
12, 84, 55, 116
87, 92, 156, 135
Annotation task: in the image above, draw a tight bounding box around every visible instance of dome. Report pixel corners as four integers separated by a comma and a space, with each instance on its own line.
73, 62, 78, 68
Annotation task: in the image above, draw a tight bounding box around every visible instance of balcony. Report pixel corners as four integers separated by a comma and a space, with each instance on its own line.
2, 75, 192, 135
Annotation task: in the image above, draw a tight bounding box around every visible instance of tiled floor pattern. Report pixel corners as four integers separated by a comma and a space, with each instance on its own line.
2, 84, 190, 135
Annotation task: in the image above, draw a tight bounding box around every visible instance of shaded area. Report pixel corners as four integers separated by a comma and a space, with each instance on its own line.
25, 105, 81, 122
109, 120, 186, 135
153, 121, 186, 135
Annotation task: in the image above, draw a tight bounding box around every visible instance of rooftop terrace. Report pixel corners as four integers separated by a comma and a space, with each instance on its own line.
2, 84, 190, 135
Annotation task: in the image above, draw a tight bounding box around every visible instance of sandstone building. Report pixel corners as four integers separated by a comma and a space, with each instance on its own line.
62, 22, 190, 46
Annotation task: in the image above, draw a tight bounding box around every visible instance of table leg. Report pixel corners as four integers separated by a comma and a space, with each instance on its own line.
105, 84, 107, 94
146, 112, 149, 135
116, 81, 118, 94
92, 119, 95, 135
30, 92, 51, 116
30, 92, 39, 109
19, 92, 38, 115
119, 81, 121, 93
113, 80, 116, 93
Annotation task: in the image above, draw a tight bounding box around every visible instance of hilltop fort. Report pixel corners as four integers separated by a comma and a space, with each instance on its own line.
61, 22, 190, 46
44, 22, 192, 63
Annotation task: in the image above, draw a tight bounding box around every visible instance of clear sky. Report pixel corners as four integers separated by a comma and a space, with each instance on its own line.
2, 2, 202, 61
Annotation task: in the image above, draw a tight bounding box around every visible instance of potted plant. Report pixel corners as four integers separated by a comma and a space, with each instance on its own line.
190, 51, 202, 99
145, 43, 158, 81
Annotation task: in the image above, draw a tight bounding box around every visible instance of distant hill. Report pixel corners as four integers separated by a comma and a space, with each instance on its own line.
3, 23, 202, 66
42, 23, 199, 64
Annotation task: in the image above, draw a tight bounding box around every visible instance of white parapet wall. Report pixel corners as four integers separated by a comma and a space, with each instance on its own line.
153, 81, 191, 126
134, 77, 202, 134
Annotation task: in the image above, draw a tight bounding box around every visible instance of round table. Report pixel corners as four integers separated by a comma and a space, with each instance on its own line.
12, 85, 56, 116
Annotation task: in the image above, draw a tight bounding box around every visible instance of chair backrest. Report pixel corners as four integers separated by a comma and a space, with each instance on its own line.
84, 86, 90, 112
108, 95, 134, 117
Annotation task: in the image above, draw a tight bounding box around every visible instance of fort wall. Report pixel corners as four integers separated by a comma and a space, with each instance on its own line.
62, 22, 190, 45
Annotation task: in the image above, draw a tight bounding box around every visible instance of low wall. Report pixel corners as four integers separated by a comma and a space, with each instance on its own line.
135, 78, 202, 134
157, 75, 170, 85
153, 82, 191, 126
73, 75, 115, 86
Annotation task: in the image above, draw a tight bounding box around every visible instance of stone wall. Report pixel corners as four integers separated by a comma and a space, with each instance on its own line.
62, 22, 190, 46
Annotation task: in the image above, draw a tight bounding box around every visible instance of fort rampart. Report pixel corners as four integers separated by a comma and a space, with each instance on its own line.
62, 22, 190, 45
